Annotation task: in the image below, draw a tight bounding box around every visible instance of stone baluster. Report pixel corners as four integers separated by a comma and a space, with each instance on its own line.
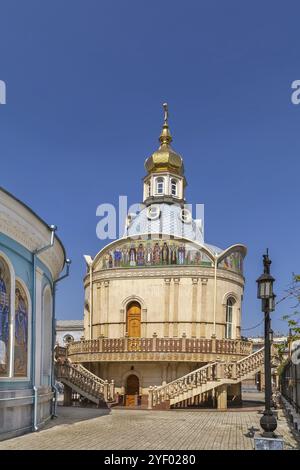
124, 332, 128, 351
211, 334, 216, 353
182, 332, 186, 352
153, 332, 157, 352
104, 380, 109, 401
109, 380, 115, 401
216, 362, 224, 380
99, 335, 104, 352
231, 361, 237, 380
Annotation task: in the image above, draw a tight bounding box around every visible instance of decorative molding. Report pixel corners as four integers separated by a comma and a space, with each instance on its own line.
0, 197, 64, 279
86, 266, 244, 289
69, 351, 248, 364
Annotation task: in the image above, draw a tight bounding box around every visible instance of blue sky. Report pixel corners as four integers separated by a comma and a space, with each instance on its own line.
0, 0, 299, 336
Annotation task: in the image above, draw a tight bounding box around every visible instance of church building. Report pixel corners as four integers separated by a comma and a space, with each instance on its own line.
66, 105, 254, 409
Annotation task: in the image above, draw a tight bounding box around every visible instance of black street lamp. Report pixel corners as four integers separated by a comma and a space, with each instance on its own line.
256, 250, 277, 437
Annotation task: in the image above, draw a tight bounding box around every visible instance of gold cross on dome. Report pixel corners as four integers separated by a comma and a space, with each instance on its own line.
163, 102, 168, 124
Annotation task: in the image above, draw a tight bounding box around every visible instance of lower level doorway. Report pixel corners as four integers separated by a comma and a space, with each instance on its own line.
125, 374, 139, 407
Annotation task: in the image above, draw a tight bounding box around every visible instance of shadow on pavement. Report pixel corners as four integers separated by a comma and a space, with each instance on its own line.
44, 406, 111, 430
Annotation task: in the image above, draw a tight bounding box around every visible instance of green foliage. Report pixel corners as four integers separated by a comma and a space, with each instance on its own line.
277, 358, 288, 377
274, 342, 287, 361
281, 274, 300, 346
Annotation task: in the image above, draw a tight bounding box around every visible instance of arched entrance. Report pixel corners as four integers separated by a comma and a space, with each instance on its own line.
126, 301, 141, 337
125, 374, 139, 407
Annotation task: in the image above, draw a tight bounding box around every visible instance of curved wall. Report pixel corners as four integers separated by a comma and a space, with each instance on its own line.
0, 188, 65, 440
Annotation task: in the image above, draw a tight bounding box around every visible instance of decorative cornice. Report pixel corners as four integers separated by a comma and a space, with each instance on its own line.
0, 191, 65, 279
68, 351, 247, 363
84, 265, 244, 289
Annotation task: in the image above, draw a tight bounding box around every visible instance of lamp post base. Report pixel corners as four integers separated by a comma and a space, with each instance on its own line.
260, 410, 277, 437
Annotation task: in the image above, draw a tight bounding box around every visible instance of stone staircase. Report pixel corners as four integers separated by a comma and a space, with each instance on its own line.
148, 347, 265, 409
55, 361, 115, 407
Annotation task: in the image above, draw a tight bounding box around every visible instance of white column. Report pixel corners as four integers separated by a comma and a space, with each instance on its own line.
104, 281, 109, 337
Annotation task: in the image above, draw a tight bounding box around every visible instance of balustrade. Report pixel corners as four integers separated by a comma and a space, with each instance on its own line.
68, 337, 252, 357
149, 347, 265, 409
56, 361, 115, 401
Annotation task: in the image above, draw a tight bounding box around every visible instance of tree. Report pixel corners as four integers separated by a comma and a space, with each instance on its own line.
282, 274, 300, 342
274, 275, 300, 366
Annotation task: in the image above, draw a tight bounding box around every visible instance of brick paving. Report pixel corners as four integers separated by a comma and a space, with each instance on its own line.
0, 405, 299, 450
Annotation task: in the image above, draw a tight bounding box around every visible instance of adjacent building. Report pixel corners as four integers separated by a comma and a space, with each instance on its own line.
56, 320, 84, 346
0, 187, 66, 440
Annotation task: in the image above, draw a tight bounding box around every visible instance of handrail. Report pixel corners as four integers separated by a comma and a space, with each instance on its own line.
149, 347, 265, 408
154, 362, 219, 391
55, 361, 114, 402
236, 347, 264, 364
72, 363, 106, 385
150, 362, 219, 407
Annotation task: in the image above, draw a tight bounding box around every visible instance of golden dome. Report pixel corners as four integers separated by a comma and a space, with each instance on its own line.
145, 103, 184, 176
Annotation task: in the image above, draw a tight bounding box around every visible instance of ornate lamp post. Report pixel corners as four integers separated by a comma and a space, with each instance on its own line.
256, 250, 277, 437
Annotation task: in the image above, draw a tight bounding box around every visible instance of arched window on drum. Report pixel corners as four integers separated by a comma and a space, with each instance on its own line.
225, 298, 235, 339
14, 282, 29, 377
171, 178, 178, 197
0, 257, 11, 377
155, 177, 164, 195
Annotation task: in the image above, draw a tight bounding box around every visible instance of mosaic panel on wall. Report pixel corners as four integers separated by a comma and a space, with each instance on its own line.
218, 251, 243, 275
0, 258, 10, 377
100, 239, 213, 269
14, 282, 28, 377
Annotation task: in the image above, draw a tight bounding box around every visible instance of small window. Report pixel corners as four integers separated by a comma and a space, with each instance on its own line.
179, 208, 192, 224
63, 334, 74, 344
171, 179, 178, 196
147, 183, 151, 197
147, 204, 160, 220
225, 298, 234, 339
156, 178, 164, 195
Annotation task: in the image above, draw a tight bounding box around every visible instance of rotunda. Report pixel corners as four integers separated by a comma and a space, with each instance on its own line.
67, 105, 252, 408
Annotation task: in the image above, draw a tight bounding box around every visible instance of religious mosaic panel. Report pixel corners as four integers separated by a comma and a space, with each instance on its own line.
218, 251, 243, 275
0, 258, 10, 377
100, 239, 213, 269
14, 282, 29, 377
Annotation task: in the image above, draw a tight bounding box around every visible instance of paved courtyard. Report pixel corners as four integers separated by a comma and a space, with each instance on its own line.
0, 404, 299, 450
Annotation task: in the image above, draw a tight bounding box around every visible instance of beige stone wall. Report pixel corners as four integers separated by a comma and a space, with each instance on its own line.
84, 265, 244, 341
85, 361, 202, 394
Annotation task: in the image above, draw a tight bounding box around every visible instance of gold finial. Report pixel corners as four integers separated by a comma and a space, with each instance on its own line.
163, 102, 168, 124
159, 102, 172, 146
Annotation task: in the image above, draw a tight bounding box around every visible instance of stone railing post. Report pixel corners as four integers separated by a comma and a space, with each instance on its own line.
109, 380, 115, 401
104, 380, 109, 401
153, 332, 157, 352
216, 362, 224, 380
99, 335, 104, 352
231, 361, 237, 380
211, 334, 216, 354
124, 332, 128, 351
148, 386, 153, 409
182, 332, 186, 352
236, 340, 241, 354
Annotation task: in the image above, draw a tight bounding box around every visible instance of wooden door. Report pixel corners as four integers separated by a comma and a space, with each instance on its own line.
127, 302, 141, 337
125, 374, 139, 407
